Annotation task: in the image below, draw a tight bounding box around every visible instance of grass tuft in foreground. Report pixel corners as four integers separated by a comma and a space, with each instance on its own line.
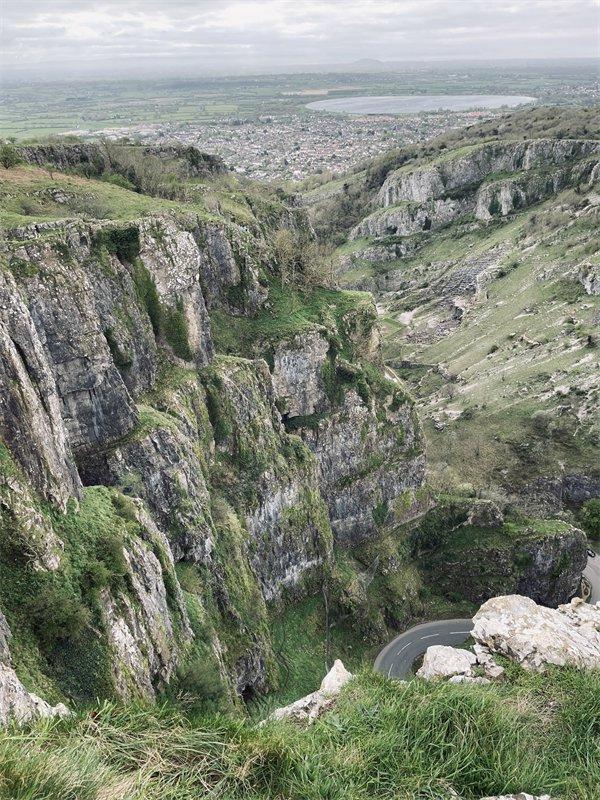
0, 666, 598, 799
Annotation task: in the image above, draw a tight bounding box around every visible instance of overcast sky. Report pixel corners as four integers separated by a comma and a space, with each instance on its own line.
1, 0, 598, 80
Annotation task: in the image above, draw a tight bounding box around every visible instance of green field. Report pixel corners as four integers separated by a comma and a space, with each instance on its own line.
1, 59, 596, 140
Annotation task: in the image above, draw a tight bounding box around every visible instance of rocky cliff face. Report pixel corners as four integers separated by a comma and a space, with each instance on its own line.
0, 140, 591, 727
412, 498, 587, 607
351, 139, 600, 239
271, 320, 425, 547
0, 150, 430, 723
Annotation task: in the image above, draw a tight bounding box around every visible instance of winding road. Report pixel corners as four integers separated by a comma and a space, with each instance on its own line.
583, 551, 599, 603
374, 618, 473, 679
375, 552, 600, 679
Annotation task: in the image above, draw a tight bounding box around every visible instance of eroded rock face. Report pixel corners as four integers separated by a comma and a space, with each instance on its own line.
16, 141, 225, 179
0, 469, 63, 571
82, 423, 215, 565
0, 610, 69, 727
139, 217, 214, 367
472, 595, 600, 671
515, 529, 587, 607
353, 139, 600, 240
100, 505, 192, 700
272, 330, 329, 417
379, 139, 599, 208
5, 232, 139, 456
0, 664, 70, 727
268, 311, 425, 549
1, 205, 420, 706
0, 269, 81, 508
265, 659, 352, 724
302, 389, 426, 547
210, 357, 332, 600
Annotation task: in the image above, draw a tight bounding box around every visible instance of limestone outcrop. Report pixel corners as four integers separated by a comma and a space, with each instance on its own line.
416, 645, 477, 681
350, 139, 600, 240
265, 659, 352, 724
0, 610, 69, 726
412, 498, 587, 608
418, 594, 600, 689
472, 595, 600, 671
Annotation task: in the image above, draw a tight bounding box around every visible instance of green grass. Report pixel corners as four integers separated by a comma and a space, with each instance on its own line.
0, 666, 598, 799
211, 280, 373, 358
0, 164, 272, 231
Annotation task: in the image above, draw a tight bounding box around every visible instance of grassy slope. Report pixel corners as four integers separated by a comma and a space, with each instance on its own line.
0, 666, 598, 800
336, 178, 599, 491
0, 164, 272, 230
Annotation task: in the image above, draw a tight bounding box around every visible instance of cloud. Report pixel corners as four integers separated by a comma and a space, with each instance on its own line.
0, 0, 596, 79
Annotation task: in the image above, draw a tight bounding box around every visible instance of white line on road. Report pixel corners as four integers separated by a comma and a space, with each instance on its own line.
396, 643, 412, 656
419, 633, 439, 640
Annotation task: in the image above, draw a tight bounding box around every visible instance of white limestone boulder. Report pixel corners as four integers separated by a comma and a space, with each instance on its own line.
265, 659, 352, 724
472, 595, 600, 671
416, 645, 477, 680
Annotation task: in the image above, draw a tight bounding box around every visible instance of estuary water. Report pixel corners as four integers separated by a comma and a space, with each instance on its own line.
306, 94, 536, 114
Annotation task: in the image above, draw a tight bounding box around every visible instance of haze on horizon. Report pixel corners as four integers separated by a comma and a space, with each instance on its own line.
0, 0, 598, 83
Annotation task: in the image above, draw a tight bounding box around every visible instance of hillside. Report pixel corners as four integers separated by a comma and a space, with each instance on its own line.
0, 123, 597, 800
310, 108, 600, 513
0, 135, 591, 725
1, 593, 599, 800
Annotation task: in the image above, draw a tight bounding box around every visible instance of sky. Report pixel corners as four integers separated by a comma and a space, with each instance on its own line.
0, 0, 598, 80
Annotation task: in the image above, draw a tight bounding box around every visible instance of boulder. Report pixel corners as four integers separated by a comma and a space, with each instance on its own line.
479, 795, 551, 800
472, 595, 600, 671
265, 660, 352, 724
417, 645, 477, 680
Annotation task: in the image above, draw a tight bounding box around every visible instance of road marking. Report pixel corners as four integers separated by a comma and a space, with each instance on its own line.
419, 633, 439, 640
450, 630, 471, 635
396, 643, 412, 656
388, 663, 394, 677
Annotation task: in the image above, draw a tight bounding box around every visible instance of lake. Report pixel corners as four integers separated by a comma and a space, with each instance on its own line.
306, 94, 536, 114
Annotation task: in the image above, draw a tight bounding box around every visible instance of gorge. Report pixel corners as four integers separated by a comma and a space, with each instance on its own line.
0, 105, 598, 799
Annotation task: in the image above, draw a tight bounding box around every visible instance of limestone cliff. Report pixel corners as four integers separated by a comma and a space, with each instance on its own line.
0, 149, 428, 722
0, 140, 590, 727
351, 139, 600, 239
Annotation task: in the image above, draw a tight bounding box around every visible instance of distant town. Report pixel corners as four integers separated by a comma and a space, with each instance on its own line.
68, 108, 507, 182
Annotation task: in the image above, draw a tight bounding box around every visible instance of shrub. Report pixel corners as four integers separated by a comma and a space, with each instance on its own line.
372, 499, 389, 527
94, 226, 140, 263
580, 499, 600, 539
202, 371, 231, 444
488, 196, 502, 216
104, 327, 132, 370
27, 582, 90, 648
20, 198, 43, 216
171, 657, 226, 715
100, 172, 137, 191
163, 299, 193, 361
133, 259, 162, 334
0, 143, 21, 169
